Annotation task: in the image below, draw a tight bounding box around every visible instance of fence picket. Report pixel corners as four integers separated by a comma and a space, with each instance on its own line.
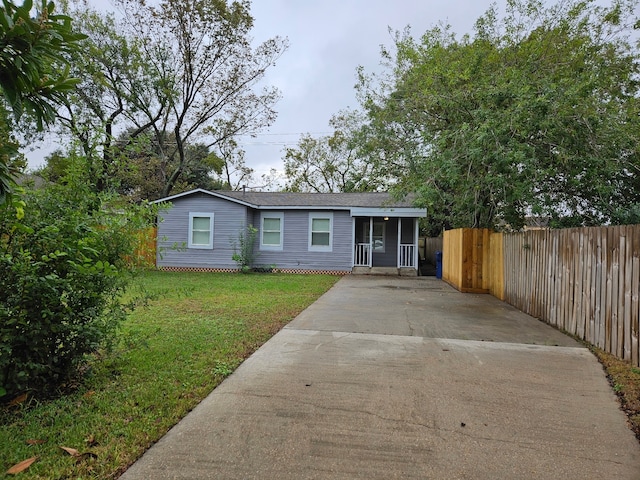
595, 230, 604, 349
576, 229, 585, 338
623, 226, 633, 360
631, 232, 640, 366
617, 226, 627, 359
549, 231, 558, 326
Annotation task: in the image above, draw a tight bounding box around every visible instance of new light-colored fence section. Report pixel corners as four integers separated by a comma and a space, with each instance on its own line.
488, 231, 505, 301
131, 227, 157, 268
442, 228, 492, 293
503, 226, 640, 366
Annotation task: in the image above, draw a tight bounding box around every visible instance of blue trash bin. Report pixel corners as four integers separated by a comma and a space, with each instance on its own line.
435, 251, 443, 279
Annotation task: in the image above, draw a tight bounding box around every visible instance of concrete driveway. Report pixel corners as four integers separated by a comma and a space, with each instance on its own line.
120, 276, 640, 479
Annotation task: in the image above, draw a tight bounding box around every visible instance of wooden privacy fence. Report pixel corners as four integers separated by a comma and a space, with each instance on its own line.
443, 226, 640, 366
130, 227, 157, 268
420, 237, 443, 264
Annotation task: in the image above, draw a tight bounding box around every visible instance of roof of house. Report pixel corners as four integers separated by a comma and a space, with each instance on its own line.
154, 189, 426, 217
216, 190, 416, 208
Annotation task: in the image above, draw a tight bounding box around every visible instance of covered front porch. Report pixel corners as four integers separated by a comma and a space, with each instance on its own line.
352, 215, 420, 276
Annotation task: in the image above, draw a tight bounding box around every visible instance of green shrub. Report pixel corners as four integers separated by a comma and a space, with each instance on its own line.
231, 224, 258, 272
0, 183, 153, 399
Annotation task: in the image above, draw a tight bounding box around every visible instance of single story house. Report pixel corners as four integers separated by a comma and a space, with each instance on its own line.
153, 189, 427, 275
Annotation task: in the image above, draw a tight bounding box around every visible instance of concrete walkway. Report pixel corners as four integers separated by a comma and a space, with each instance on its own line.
120, 276, 640, 479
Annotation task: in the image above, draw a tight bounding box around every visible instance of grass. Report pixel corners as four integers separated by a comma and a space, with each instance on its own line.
0, 271, 340, 479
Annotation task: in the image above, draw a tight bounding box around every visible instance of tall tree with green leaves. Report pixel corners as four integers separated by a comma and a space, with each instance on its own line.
111, 130, 226, 201
0, 0, 84, 203
59, 0, 287, 197
357, 0, 640, 231
283, 110, 382, 193
56, 2, 172, 193
214, 138, 255, 191
124, 0, 287, 197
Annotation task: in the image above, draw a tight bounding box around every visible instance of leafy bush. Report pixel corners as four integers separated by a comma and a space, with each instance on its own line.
231, 224, 258, 273
0, 182, 153, 399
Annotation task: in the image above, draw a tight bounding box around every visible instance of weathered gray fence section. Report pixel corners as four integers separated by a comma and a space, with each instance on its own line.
503, 226, 640, 366
420, 237, 443, 264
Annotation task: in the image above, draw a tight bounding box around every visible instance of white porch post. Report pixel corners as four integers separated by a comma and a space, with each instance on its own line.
351, 217, 355, 267
368, 217, 373, 267
397, 218, 402, 268
414, 218, 420, 271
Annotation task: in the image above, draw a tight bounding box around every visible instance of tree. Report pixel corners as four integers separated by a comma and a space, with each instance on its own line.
35, 148, 73, 183
56, 2, 171, 193
59, 0, 287, 197
0, 0, 84, 203
283, 110, 382, 193
108, 130, 226, 201
357, 0, 640, 231
215, 138, 255, 191
126, 0, 287, 197
0, 105, 23, 202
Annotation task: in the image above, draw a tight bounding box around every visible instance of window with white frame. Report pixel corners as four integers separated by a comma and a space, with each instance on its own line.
188, 212, 214, 249
260, 212, 284, 250
309, 212, 333, 251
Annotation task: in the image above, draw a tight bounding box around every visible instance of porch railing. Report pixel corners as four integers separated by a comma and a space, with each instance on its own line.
354, 243, 370, 267
398, 244, 416, 268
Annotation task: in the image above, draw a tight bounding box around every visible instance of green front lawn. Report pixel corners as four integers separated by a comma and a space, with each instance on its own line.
1, 271, 340, 479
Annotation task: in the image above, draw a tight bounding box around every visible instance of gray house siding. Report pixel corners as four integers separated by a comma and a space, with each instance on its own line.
252, 209, 353, 272
158, 198, 353, 272
157, 193, 249, 269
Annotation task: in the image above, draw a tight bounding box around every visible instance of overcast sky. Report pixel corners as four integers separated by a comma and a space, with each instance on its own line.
241, 0, 497, 183
25, 1, 502, 180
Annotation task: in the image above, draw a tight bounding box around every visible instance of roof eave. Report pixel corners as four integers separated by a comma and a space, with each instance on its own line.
151, 188, 259, 208
350, 207, 427, 218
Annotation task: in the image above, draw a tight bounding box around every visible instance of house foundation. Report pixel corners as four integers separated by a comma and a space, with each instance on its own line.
351, 266, 418, 277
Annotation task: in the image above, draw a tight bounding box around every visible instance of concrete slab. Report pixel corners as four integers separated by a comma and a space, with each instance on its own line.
288, 276, 580, 346
120, 276, 640, 479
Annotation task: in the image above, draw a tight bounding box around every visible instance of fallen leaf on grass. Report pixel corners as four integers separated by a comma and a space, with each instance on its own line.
60, 446, 98, 463
7, 393, 28, 407
60, 446, 80, 457
6, 456, 38, 474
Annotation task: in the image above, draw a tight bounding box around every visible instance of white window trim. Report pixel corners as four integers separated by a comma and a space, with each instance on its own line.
260, 212, 284, 251
308, 212, 333, 252
188, 212, 214, 249
363, 219, 386, 253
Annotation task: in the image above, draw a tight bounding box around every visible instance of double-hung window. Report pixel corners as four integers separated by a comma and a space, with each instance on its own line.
260, 212, 284, 251
308, 212, 333, 252
188, 212, 214, 249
